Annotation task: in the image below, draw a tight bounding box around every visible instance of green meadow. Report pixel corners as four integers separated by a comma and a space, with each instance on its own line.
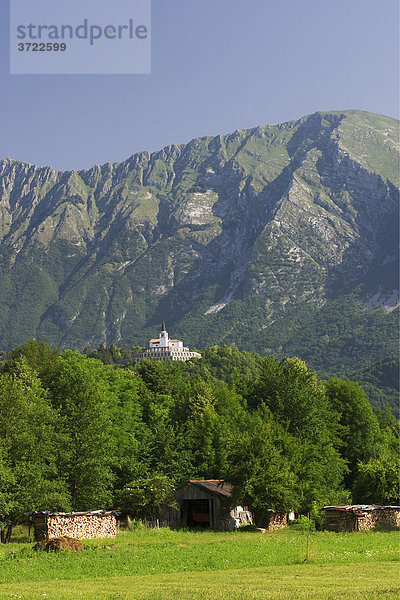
0, 527, 398, 600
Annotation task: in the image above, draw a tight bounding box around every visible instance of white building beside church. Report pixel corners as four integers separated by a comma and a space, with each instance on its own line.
132, 321, 201, 362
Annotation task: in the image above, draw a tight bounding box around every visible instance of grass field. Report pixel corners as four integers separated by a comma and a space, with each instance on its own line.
0, 527, 398, 600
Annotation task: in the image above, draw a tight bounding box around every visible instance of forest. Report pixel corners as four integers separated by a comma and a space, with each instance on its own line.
0, 340, 398, 542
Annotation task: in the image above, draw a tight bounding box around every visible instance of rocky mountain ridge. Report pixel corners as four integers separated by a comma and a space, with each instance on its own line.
0, 110, 398, 377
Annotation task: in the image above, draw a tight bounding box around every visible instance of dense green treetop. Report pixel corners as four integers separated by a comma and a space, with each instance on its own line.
0, 340, 397, 540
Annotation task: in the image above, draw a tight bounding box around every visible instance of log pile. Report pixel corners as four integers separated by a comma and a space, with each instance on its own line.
324, 510, 356, 532
267, 511, 288, 530
31, 511, 117, 541
357, 508, 400, 531
323, 505, 400, 532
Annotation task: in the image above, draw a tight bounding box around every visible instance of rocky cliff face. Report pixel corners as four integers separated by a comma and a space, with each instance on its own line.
0, 110, 398, 371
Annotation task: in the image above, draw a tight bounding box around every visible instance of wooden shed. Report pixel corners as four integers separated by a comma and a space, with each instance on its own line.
29, 510, 118, 541
170, 480, 253, 530
323, 505, 400, 532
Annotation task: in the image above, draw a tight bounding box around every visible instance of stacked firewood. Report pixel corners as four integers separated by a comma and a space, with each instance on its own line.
267, 512, 288, 530
323, 506, 400, 531
44, 513, 116, 540
357, 509, 400, 531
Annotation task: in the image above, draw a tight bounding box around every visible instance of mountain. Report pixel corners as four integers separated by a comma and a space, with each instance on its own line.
0, 110, 398, 386
346, 356, 399, 416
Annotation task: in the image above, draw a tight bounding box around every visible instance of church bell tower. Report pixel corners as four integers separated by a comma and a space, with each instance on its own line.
160, 320, 169, 348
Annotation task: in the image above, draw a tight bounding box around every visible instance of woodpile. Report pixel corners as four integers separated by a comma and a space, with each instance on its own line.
30, 511, 117, 541
324, 510, 356, 532
323, 505, 400, 532
267, 511, 288, 530
357, 508, 400, 531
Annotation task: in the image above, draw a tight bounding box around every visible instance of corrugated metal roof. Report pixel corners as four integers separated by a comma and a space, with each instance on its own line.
27, 510, 119, 517
323, 504, 400, 515
189, 480, 232, 498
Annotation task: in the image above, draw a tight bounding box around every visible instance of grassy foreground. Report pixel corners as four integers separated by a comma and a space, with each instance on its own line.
0, 527, 398, 599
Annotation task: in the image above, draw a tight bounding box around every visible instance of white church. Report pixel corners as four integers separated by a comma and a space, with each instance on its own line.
131, 321, 201, 362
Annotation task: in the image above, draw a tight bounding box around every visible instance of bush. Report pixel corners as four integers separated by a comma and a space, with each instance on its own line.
289, 515, 315, 532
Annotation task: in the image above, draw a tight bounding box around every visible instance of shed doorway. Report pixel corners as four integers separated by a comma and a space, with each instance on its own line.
184, 499, 213, 528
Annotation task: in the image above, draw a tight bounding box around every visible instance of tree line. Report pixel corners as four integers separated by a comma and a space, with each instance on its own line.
0, 341, 398, 541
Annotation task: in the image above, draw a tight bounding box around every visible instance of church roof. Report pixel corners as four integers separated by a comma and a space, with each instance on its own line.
149, 338, 181, 344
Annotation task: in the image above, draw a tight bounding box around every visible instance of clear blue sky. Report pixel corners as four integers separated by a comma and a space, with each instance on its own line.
1, 0, 399, 171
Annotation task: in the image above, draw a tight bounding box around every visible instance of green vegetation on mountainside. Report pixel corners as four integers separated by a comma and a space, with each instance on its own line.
0, 111, 398, 401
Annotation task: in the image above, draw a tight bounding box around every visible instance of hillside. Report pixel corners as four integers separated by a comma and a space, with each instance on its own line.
0, 110, 398, 386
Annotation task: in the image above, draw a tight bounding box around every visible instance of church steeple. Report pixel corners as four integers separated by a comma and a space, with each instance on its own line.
160, 320, 168, 347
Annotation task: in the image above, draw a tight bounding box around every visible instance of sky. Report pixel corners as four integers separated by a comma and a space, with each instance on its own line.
0, 0, 399, 171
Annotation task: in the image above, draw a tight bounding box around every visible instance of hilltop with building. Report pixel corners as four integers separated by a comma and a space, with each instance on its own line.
131, 321, 201, 362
